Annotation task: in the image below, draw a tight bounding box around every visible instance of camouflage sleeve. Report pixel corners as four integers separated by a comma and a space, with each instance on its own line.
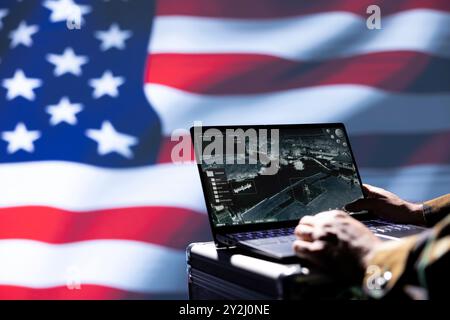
423, 194, 450, 227
363, 214, 450, 299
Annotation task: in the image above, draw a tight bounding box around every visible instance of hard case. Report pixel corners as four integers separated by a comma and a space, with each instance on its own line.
187, 242, 349, 300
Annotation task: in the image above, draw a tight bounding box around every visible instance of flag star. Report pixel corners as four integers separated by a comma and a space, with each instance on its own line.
43, 0, 91, 23
46, 97, 83, 126
88, 70, 124, 99
95, 23, 132, 51
9, 21, 39, 48
46, 47, 88, 77
2, 123, 41, 154
86, 121, 138, 158
2, 69, 42, 101
0, 9, 8, 29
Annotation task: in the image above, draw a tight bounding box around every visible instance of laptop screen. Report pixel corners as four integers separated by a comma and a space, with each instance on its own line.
194, 125, 364, 227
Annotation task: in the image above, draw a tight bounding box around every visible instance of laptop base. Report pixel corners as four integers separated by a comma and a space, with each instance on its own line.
227, 220, 426, 260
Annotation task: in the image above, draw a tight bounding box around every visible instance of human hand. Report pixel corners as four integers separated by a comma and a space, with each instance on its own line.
345, 184, 425, 225
293, 210, 381, 284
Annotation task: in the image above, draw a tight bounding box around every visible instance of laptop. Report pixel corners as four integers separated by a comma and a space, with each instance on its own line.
191, 123, 426, 260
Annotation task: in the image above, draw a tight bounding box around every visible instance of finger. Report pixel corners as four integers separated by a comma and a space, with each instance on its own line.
293, 239, 326, 253
292, 240, 327, 267
292, 239, 313, 253
362, 184, 389, 198
299, 215, 315, 226
345, 198, 379, 212
361, 184, 375, 197
294, 224, 314, 241
315, 227, 339, 244
296, 221, 338, 243
345, 199, 365, 212
315, 210, 346, 219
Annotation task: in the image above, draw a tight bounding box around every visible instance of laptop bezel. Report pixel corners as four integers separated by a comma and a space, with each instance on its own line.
190, 123, 366, 243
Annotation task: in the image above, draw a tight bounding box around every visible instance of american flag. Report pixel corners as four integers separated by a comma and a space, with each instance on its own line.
0, 0, 449, 299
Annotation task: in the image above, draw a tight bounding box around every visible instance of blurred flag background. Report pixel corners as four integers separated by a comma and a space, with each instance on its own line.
0, 0, 449, 299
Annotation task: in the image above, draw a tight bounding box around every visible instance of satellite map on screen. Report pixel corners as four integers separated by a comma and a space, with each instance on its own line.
199, 127, 364, 227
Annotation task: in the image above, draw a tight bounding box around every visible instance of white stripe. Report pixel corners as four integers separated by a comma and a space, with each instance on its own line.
1, 161, 448, 214
361, 164, 450, 201
144, 83, 450, 136
150, 10, 450, 59
0, 161, 206, 213
0, 240, 185, 293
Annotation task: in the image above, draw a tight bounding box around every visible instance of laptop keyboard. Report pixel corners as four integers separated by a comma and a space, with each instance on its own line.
230, 227, 296, 244
229, 220, 423, 245
363, 220, 424, 238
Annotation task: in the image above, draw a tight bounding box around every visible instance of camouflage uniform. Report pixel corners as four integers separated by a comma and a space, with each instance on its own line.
363, 194, 450, 299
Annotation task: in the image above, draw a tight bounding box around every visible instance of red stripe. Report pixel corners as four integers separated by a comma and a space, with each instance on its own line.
0, 206, 210, 249
158, 132, 450, 169
146, 52, 448, 94
0, 285, 182, 300
157, 135, 195, 163
350, 131, 450, 168
156, 0, 450, 18
408, 132, 450, 166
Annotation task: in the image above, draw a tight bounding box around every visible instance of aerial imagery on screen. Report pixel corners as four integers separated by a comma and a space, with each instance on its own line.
199, 127, 364, 227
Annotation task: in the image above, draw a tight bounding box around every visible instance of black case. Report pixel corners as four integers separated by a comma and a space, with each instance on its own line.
187, 242, 350, 300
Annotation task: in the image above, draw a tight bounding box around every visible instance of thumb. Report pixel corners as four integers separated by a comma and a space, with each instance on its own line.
345, 198, 379, 212
362, 184, 381, 198
362, 184, 390, 199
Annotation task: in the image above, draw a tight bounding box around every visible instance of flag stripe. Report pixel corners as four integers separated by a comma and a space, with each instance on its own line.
2, 159, 449, 227
0, 239, 186, 293
156, 0, 450, 18
146, 52, 450, 94
352, 131, 450, 168
144, 83, 450, 136
361, 164, 450, 201
0, 206, 209, 249
149, 10, 450, 59
0, 161, 206, 213
0, 285, 182, 300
